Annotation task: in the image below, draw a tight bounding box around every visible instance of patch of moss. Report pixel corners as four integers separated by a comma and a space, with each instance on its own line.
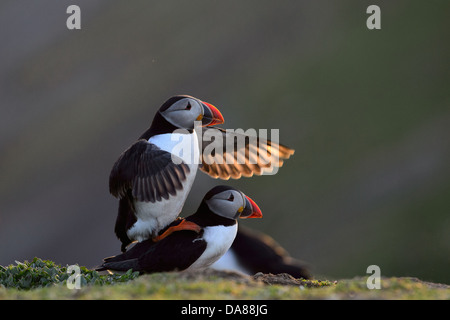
0, 258, 138, 290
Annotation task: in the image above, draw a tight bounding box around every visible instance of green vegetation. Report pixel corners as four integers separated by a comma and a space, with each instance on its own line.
1, 259, 449, 299
0, 258, 139, 290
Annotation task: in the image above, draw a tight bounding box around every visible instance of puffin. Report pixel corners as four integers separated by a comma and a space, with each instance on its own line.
110, 95, 294, 252
97, 186, 262, 273
110, 95, 224, 251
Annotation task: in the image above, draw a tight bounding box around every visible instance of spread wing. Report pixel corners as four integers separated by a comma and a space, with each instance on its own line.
199, 127, 295, 179
109, 139, 190, 203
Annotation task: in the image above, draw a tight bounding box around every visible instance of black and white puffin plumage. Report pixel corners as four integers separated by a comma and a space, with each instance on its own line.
98, 186, 262, 273
110, 95, 294, 252
110, 95, 224, 251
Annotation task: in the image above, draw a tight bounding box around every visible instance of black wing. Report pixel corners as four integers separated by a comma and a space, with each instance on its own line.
200, 127, 294, 180
99, 237, 157, 267
114, 197, 137, 252
99, 231, 207, 273
109, 139, 190, 203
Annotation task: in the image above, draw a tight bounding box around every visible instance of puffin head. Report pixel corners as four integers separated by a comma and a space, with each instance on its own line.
203, 185, 262, 220
158, 95, 224, 130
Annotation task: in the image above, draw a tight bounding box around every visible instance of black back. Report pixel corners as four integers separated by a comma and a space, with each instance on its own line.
98, 229, 206, 273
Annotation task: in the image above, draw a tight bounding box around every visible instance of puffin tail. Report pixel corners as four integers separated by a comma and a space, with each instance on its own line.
100, 258, 140, 273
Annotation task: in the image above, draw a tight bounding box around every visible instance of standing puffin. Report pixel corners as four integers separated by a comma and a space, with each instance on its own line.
110, 95, 224, 251
110, 95, 294, 252
98, 186, 262, 273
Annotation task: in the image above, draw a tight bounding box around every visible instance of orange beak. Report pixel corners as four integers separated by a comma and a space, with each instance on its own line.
240, 195, 263, 219
200, 101, 224, 127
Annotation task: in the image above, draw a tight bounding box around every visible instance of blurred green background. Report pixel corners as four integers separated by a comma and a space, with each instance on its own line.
0, 1, 449, 283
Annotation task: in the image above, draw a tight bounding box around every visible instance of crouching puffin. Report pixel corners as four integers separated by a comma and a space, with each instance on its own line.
97, 186, 262, 273
110, 95, 294, 252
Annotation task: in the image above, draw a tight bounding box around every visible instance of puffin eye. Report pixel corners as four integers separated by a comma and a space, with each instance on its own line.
185, 102, 192, 110
227, 194, 234, 201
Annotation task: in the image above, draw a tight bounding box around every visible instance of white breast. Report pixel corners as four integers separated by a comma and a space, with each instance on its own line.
185, 224, 238, 271
148, 132, 200, 165
127, 132, 199, 241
